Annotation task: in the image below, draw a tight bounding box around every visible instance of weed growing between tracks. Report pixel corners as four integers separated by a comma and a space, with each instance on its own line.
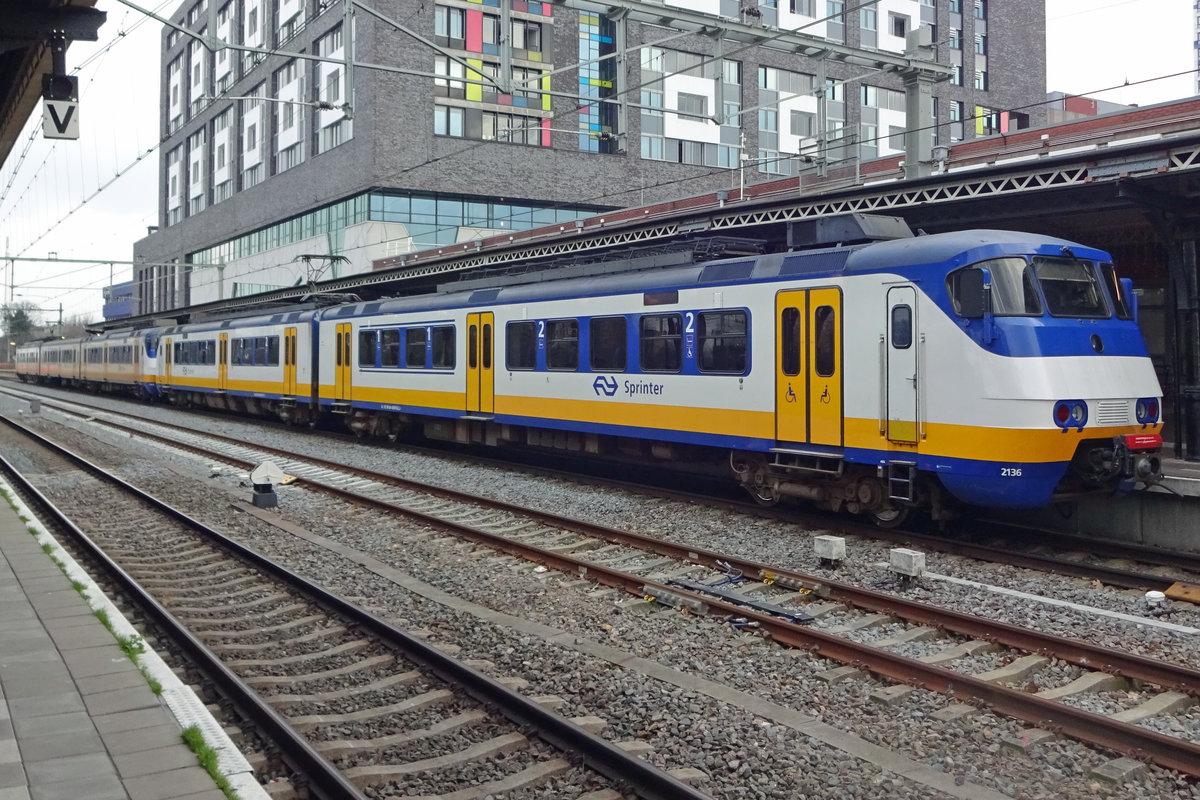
182, 725, 239, 800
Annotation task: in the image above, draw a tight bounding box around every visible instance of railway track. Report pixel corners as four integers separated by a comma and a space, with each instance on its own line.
4, 381, 1198, 593
3, 391, 1200, 780
0, 417, 709, 800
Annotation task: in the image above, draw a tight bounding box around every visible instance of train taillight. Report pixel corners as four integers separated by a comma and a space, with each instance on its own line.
1135, 397, 1160, 425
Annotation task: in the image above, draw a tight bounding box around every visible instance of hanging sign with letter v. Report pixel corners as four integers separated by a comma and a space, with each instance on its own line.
43, 99, 79, 140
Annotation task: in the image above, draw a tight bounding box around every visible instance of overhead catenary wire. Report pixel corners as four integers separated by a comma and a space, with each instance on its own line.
2, 0, 1196, 317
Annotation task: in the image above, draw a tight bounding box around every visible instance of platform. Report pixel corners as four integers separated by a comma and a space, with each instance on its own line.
0, 494, 228, 800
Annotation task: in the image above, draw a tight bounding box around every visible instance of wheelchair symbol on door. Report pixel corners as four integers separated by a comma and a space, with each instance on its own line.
785, 383, 797, 404
820, 385, 830, 404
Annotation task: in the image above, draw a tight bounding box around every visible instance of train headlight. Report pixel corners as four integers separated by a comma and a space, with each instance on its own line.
1053, 400, 1087, 431
1135, 397, 1160, 425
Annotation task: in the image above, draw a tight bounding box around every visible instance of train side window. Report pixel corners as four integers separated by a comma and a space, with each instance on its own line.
381, 330, 400, 367
267, 336, 280, 366
698, 310, 748, 374
891, 305, 912, 349
546, 319, 579, 371
506, 321, 537, 370
255, 337, 267, 365
432, 326, 455, 369
814, 305, 836, 377
639, 314, 682, 373
358, 330, 377, 367
781, 307, 801, 376
406, 327, 427, 367
1100, 263, 1133, 320
590, 316, 626, 372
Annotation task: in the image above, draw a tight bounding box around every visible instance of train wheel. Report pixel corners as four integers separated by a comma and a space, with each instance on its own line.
871, 504, 910, 528
746, 484, 779, 506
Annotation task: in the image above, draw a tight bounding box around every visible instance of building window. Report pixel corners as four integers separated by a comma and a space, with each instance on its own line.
951, 65, 962, 85
974, 70, 988, 91
790, 110, 814, 138
677, 92, 707, 122
789, 0, 814, 14
948, 0, 960, 12
974, 34, 987, 55
949, 28, 961, 49
860, 7, 876, 29
889, 13, 908, 38
973, 0, 986, 19
434, 6, 465, 44
433, 105, 465, 137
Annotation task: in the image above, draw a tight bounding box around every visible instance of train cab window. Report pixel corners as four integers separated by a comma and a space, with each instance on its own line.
506, 321, 537, 370
432, 326, 455, 369
546, 319, 579, 371
1101, 263, 1134, 320
406, 327, 428, 367
381, 330, 400, 367
891, 305, 912, 349
358, 330, 378, 367
639, 314, 682, 373
1034, 257, 1109, 318
589, 317, 627, 372
948, 258, 1042, 317
814, 305, 836, 377
697, 310, 748, 374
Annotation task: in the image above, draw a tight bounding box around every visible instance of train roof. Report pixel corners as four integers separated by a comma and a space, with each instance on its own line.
843, 229, 1112, 272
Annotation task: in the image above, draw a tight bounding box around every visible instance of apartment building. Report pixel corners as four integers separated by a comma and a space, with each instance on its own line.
131, 0, 1045, 313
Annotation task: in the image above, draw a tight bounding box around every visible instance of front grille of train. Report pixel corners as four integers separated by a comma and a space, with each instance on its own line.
1095, 400, 1130, 425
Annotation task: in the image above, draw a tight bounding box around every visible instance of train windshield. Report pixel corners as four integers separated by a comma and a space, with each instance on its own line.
1032, 257, 1110, 318
984, 257, 1043, 315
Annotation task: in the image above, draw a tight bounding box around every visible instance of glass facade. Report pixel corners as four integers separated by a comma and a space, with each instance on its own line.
188, 191, 607, 265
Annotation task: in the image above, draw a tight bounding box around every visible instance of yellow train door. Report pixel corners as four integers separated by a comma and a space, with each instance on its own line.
335, 322, 352, 401
218, 334, 229, 391
808, 288, 843, 447
466, 312, 494, 414
775, 288, 843, 447
163, 338, 173, 385
283, 327, 298, 396
775, 291, 807, 444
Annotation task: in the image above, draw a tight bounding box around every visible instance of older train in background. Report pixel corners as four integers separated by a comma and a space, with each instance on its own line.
16, 220, 1164, 525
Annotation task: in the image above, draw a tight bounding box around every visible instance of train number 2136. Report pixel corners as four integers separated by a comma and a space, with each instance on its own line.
1001, 467, 1023, 477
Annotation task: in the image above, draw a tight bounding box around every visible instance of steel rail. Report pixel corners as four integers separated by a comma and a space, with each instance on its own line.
9, 389, 1197, 691
5, 383, 1195, 590
8, 399, 1200, 777
0, 457, 367, 800
0, 415, 712, 800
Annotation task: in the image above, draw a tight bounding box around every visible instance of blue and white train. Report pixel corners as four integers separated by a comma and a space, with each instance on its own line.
16, 225, 1164, 523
